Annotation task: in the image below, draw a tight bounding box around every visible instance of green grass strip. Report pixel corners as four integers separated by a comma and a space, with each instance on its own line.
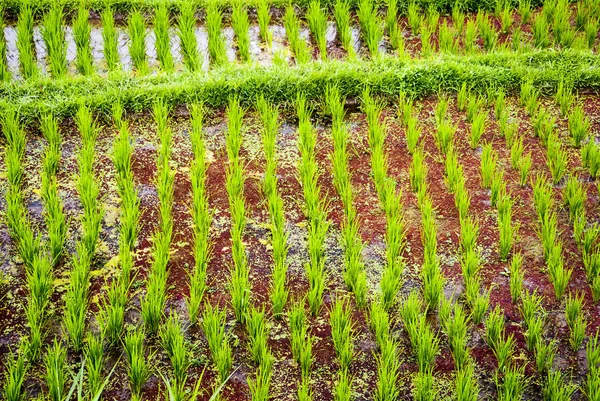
1, 50, 599, 120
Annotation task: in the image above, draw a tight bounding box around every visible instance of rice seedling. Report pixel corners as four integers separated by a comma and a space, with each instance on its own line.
16, 3, 37, 79
385, 0, 404, 54
535, 338, 556, 373
464, 19, 477, 54
516, 152, 532, 187
154, 4, 174, 72
555, 80, 574, 118
289, 301, 314, 381
500, 3, 513, 34
486, 305, 505, 349
202, 302, 232, 383
284, 5, 311, 64
85, 333, 104, 397
141, 100, 174, 333
544, 369, 576, 401
548, 243, 572, 300
375, 336, 400, 401
73, 3, 94, 76
533, 13, 550, 48
532, 174, 554, 221
248, 355, 273, 401
447, 303, 469, 370
0, 9, 9, 81
470, 111, 486, 149
478, 12, 498, 52
160, 312, 189, 398
44, 340, 67, 401
457, 84, 468, 112
519, 0, 532, 24
455, 363, 478, 401
178, 2, 201, 72
357, 0, 383, 58
480, 143, 497, 189
370, 300, 390, 351
257, 0, 272, 46
452, 2, 465, 34
510, 135, 524, 171
186, 104, 211, 325
498, 196, 517, 262
585, 18, 599, 48
496, 365, 527, 401
330, 298, 354, 371
124, 329, 149, 399
439, 22, 457, 54
334, 0, 354, 57
334, 369, 352, 401
411, 152, 427, 196
466, 94, 484, 123
364, 91, 388, 201
420, 22, 433, 57
405, 116, 421, 154
247, 306, 271, 367
435, 121, 456, 156
563, 175, 586, 221
569, 104, 591, 148
101, 7, 119, 72
232, 3, 251, 63
445, 148, 463, 194
509, 253, 524, 303
128, 11, 149, 75
42, 5, 67, 79
565, 292, 587, 351
413, 369, 435, 401
307, 1, 327, 60
407, 1, 422, 34
546, 132, 568, 184
587, 332, 600, 398
206, 2, 227, 66
582, 138, 600, 179
2, 349, 27, 401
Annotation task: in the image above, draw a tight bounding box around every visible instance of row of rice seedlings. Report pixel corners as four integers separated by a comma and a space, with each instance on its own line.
225, 98, 251, 323
63, 105, 104, 352
257, 0, 272, 46
101, 7, 119, 72
40, 115, 67, 266
357, 0, 383, 57
41, 5, 67, 79
257, 97, 290, 316
297, 95, 329, 316
289, 301, 314, 399
178, 2, 202, 72
247, 307, 273, 400
2, 109, 50, 363
73, 3, 93, 76
400, 291, 438, 399
365, 91, 406, 310
330, 298, 354, 400
232, 3, 251, 63
154, 4, 174, 72
307, 1, 327, 60
124, 329, 150, 400
128, 10, 149, 75
333, 0, 354, 57
141, 99, 174, 334
327, 87, 367, 307
100, 105, 140, 344
16, 3, 38, 79
285, 5, 311, 64
186, 105, 211, 325
206, 2, 227, 67
160, 313, 191, 400
0, 8, 9, 81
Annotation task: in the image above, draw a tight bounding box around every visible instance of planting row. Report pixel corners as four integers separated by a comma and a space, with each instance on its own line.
1, 88, 600, 400
1, 0, 600, 80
